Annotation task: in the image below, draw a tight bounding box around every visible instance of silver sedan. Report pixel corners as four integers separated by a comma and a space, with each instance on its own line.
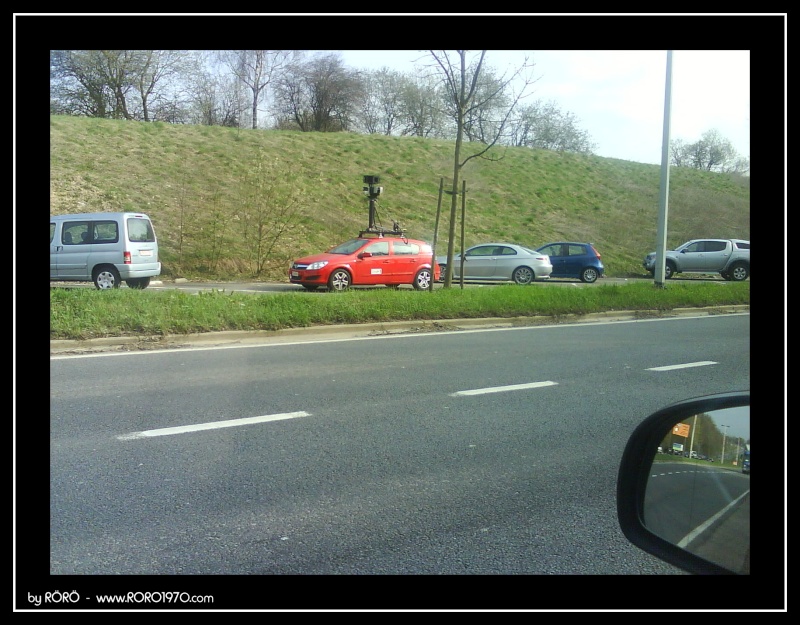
436, 243, 552, 284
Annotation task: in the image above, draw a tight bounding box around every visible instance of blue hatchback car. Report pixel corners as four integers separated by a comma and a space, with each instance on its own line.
535, 242, 604, 283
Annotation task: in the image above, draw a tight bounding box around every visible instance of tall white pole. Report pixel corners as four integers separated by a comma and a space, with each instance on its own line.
721, 424, 730, 466
689, 414, 698, 458
654, 50, 673, 287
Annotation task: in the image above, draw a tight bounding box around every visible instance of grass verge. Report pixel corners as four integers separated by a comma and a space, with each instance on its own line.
50, 281, 750, 341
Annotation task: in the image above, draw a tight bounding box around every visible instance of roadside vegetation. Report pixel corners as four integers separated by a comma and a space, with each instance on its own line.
50, 281, 750, 340
50, 109, 750, 342
50, 115, 750, 283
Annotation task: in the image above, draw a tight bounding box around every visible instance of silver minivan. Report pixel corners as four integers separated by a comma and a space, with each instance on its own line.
50, 212, 161, 289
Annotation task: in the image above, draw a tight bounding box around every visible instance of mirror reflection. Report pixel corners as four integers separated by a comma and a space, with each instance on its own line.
645, 406, 750, 574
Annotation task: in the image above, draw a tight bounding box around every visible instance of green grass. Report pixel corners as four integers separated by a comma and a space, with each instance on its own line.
49, 115, 750, 282
49, 116, 750, 341
49, 281, 750, 340
652, 454, 743, 472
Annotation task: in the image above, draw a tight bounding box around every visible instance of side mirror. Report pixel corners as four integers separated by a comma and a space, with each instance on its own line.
358, 252, 372, 259
617, 392, 750, 574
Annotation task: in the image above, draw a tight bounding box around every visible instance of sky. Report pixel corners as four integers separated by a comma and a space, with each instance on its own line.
708, 406, 750, 442
336, 50, 750, 167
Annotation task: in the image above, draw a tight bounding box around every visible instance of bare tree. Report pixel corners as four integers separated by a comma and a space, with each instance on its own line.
50, 50, 196, 123
428, 50, 536, 288
272, 54, 362, 132
235, 151, 307, 276
218, 50, 294, 129
130, 50, 192, 122
185, 53, 245, 127
669, 138, 689, 168
186, 71, 227, 126
459, 66, 511, 144
727, 155, 750, 176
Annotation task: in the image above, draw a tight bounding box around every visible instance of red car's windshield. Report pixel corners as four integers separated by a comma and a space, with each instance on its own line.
327, 239, 367, 255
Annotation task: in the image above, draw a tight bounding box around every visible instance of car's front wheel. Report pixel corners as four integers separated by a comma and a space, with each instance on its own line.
437, 265, 447, 282
664, 261, 676, 279
93, 266, 121, 289
580, 268, 598, 283
512, 266, 534, 285
327, 269, 352, 291
413, 268, 432, 290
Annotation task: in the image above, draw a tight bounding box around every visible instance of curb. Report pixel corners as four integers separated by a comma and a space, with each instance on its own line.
49, 306, 749, 355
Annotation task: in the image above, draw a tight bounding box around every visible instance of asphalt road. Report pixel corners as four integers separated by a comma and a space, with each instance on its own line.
41, 313, 752, 608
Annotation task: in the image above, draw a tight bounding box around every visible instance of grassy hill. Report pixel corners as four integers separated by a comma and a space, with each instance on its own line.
49, 115, 750, 282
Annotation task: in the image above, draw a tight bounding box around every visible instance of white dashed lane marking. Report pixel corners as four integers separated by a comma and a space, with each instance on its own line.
450, 381, 558, 397
646, 361, 717, 371
117, 411, 312, 440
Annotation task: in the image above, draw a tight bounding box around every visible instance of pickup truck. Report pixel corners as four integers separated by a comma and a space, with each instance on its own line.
643, 238, 750, 281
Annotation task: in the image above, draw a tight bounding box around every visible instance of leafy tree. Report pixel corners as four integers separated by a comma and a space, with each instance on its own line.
97, 50, 138, 120
353, 67, 406, 136
671, 129, 749, 175
509, 99, 596, 154
397, 73, 448, 138
51, 50, 114, 118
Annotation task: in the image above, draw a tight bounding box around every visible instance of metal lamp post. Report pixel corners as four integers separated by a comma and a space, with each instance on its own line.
720, 424, 730, 466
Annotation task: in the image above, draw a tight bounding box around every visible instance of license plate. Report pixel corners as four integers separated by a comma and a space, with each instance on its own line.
139, 250, 152, 256
291, 271, 300, 278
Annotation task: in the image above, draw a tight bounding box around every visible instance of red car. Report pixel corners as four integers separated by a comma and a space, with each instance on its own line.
290, 236, 440, 291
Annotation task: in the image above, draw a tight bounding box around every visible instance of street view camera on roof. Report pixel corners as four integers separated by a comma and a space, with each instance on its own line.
360, 175, 405, 238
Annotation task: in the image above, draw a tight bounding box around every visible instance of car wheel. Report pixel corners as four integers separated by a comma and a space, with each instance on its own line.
437, 265, 447, 282
729, 262, 749, 281
93, 266, 121, 289
327, 269, 351, 291
664, 261, 676, 279
512, 266, 534, 285
126, 277, 151, 289
580, 268, 598, 283
413, 268, 432, 290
